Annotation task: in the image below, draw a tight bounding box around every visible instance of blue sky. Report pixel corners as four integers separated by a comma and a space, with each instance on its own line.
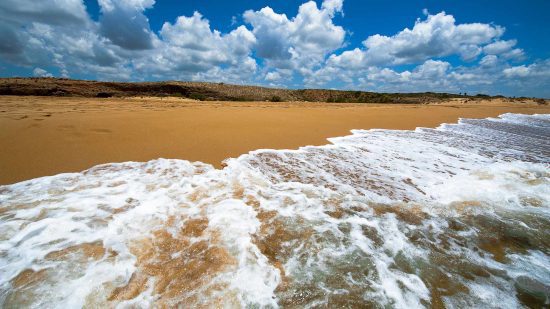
1, 0, 549, 97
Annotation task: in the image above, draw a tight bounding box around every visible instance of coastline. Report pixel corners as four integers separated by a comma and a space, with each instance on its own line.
1, 95, 549, 185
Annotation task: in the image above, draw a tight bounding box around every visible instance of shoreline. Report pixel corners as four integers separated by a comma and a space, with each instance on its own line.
1, 96, 549, 185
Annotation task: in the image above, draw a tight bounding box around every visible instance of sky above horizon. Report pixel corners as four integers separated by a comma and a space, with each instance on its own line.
1, 0, 549, 97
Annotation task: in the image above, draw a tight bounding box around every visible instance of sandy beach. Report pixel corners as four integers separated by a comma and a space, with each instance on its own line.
0, 96, 548, 185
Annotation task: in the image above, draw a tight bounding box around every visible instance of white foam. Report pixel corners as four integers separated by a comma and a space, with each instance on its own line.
207, 199, 280, 307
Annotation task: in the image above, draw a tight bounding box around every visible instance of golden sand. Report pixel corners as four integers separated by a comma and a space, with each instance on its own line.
0, 96, 548, 185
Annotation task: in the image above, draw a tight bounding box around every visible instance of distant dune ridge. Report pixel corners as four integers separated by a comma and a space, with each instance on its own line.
1, 77, 547, 104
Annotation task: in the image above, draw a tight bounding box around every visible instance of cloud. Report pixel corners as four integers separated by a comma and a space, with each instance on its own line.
0, 22, 24, 56
412, 59, 450, 79
304, 9, 548, 96
0, 0, 548, 97
0, 0, 258, 82
500, 60, 550, 97
243, 0, 345, 73
503, 60, 550, 78
133, 12, 257, 82
326, 11, 504, 69
483, 40, 516, 55
158, 12, 256, 69
479, 55, 498, 67
352, 58, 550, 97
483, 39, 524, 59
0, 0, 89, 26
0, 0, 93, 63
0, 0, 126, 73
358, 60, 454, 92
20, 21, 130, 79
265, 71, 282, 82
98, 0, 156, 50
322, 0, 344, 15
33, 67, 53, 77
98, 0, 155, 12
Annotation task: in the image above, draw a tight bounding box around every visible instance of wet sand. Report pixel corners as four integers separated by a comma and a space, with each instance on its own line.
0, 96, 548, 185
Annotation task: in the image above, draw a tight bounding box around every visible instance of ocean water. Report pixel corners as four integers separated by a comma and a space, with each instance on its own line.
0, 113, 549, 308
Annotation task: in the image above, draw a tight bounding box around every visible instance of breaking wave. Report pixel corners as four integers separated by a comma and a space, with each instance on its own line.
1, 113, 549, 308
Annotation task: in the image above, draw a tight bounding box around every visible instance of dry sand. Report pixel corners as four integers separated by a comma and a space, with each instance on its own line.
0, 96, 548, 185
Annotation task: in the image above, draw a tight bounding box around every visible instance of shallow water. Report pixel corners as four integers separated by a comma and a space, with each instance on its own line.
1, 113, 549, 308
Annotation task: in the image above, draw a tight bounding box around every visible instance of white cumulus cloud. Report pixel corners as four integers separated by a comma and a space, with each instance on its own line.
133, 12, 257, 82
244, 0, 345, 74
327, 11, 504, 70
32, 67, 53, 77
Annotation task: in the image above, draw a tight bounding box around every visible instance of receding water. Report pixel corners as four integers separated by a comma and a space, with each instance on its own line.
1, 113, 549, 308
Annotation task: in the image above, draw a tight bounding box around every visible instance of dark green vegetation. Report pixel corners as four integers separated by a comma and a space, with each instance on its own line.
0, 78, 546, 104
